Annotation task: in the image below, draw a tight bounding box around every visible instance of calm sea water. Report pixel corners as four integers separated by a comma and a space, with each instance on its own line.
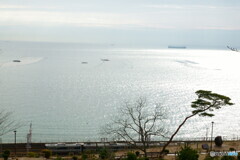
0, 41, 240, 143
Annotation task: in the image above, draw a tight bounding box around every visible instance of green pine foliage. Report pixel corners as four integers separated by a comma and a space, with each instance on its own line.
191, 90, 234, 117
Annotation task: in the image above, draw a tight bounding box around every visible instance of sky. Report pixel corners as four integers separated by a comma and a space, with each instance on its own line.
0, 0, 240, 47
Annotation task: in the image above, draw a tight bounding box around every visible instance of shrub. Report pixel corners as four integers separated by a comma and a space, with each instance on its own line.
135, 151, 140, 157
163, 149, 169, 154
72, 155, 78, 160
98, 148, 115, 160
221, 156, 236, 160
215, 136, 223, 147
69, 152, 74, 156
2, 150, 10, 160
204, 154, 220, 160
99, 149, 107, 159
42, 149, 52, 159
229, 148, 236, 151
126, 152, 137, 160
27, 152, 37, 157
55, 157, 64, 160
177, 146, 199, 160
138, 157, 149, 160
99, 148, 110, 159
82, 154, 88, 160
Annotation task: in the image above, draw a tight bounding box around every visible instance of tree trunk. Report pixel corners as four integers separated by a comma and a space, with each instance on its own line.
160, 114, 196, 156
144, 148, 147, 158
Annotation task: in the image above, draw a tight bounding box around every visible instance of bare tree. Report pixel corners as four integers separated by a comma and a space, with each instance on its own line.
159, 90, 234, 156
103, 98, 167, 157
0, 110, 21, 136
103, 90, 234, 158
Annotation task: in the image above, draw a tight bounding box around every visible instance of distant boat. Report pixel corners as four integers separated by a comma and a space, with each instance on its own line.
168, 46, 186, 49
227, 46, 239, 52
81, 62, 88, 64
13, 60, 21, 62
101, 59, 110, 61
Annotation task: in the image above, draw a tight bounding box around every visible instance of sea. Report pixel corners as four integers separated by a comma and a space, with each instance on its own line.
0, 41, 240, 143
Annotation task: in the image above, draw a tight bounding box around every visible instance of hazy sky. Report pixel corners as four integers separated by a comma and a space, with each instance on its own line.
0, 0, 240, 47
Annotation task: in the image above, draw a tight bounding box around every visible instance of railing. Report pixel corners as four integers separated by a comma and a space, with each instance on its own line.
1, 135, 240, 144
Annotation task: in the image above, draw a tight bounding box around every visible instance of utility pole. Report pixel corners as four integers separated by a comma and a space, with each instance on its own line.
14, 130, 17, 158
206, 127, 209, 141
26, 123, 32, 153
210, 122, 214, 150
0, 138, 2, 153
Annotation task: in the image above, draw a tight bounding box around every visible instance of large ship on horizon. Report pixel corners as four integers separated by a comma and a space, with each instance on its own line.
168, 45, 186, 49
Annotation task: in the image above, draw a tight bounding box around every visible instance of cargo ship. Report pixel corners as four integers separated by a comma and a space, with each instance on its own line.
168, 46, 186, 49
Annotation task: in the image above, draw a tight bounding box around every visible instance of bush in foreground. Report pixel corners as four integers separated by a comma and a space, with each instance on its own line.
177, 146, 199, 160
27, 152, 37, 157
98, 148, 115, 160
204, 154, 220, 160
42, 149, 52, 159
127, 152, 137, 160
72, 155, 78, 160
215, 136, 223, 147
54, 157, 64, 160
2, 150, 10, 160
135, 151, 140, 157
221, 156, 236, 160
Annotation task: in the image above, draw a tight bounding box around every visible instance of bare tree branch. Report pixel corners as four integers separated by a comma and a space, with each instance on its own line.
0, 110, 21, 136
102, 98, 167, 157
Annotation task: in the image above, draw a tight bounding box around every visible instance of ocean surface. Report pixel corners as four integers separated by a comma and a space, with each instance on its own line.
0, 41, 240, 143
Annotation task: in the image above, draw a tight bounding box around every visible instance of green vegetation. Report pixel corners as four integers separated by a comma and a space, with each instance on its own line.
72, 155, 78, 160
54, 157, 64, 160
120, 152, 149, 160
137, 158, 149, 160
177, 146, 199, 160
2, 150, 10, 160
82, 153, 88, 160
163, 149, 169, 155
98, 148, 114, 160
27, 152, 37, 157
127, 152, 138, 160
135, 151, 140, 157
42, 149, 52, 159
204, 154, 220, 160
221, 156, 236, 160
215, 136, 223, 147
99, 148, 108, 159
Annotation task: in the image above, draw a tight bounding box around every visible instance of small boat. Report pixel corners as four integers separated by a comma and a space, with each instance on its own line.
101, 59, 110, 61
81, 62, 88, 64
13, 60, 21, 62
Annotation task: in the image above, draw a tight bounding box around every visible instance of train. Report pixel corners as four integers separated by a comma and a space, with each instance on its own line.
45, 142, 165, 154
